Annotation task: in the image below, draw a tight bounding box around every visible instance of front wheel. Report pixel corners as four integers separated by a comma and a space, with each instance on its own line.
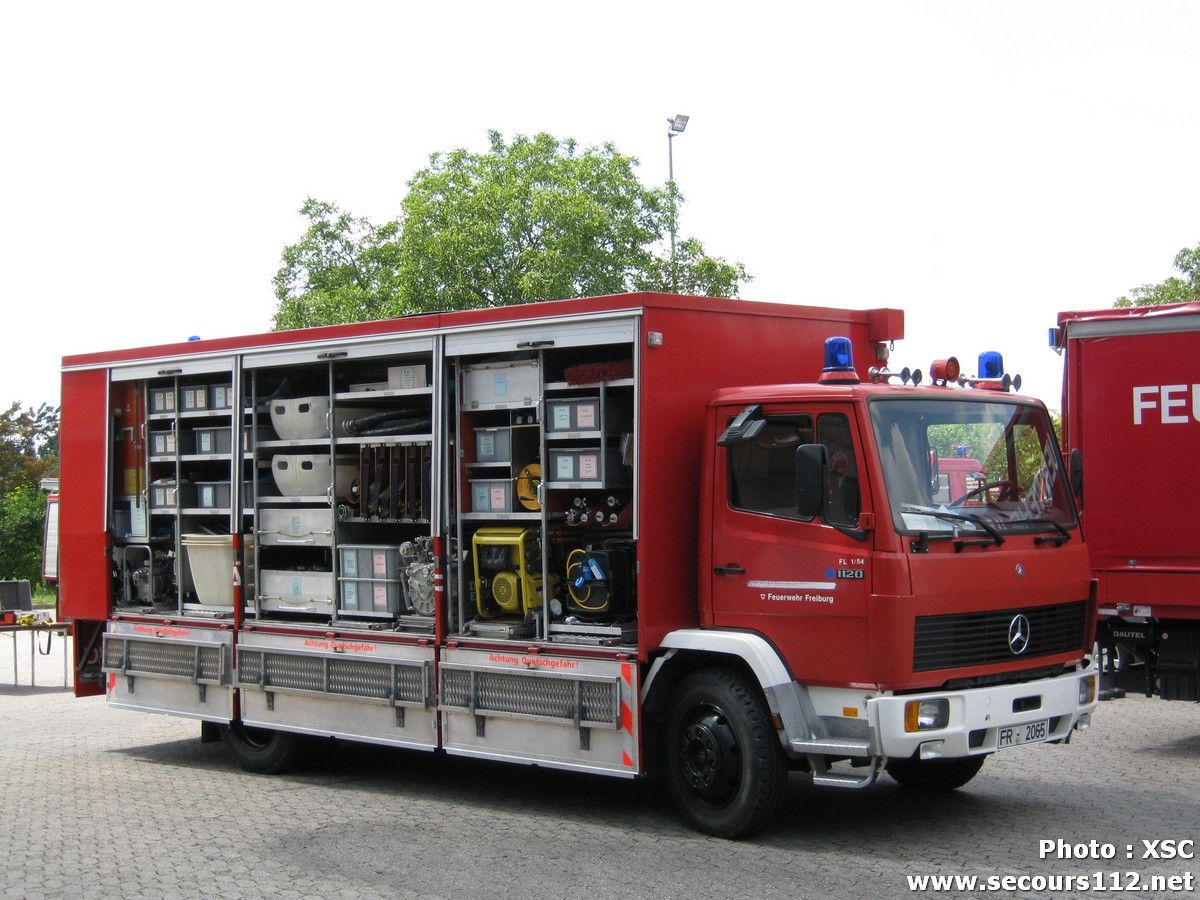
885, 753, 986, 791
219, 723, 306, 774
663, 668, 787, 838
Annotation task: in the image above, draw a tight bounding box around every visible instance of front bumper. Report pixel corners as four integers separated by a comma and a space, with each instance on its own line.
869, 664, 1098, 760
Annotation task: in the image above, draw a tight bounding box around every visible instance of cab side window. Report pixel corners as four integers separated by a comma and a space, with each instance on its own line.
728, 416, 814, 520
818, 413, 860, 527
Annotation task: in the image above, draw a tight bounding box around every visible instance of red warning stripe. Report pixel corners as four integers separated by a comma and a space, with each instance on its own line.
621, 700, 633, 734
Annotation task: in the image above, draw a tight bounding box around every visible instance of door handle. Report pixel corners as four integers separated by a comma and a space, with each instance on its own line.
713, 565, 746, 576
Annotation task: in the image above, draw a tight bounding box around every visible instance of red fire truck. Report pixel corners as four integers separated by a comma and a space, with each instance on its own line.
58, 293, 1098, 837
1053, 302, 1200, 702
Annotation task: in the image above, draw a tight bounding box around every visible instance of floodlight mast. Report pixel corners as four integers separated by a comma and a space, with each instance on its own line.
666, 114, 689, 291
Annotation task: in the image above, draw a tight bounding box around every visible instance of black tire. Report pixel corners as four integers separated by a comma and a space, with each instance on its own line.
663, 668, 787, 838
885, 753, 986, 791
219, 723, 306, 774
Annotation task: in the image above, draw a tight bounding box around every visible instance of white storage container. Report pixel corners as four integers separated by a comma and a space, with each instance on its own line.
269, 397, 378, 440
388, 364, 427, 390
260, 570, 335, 612
256, 508, 333, 546
462, 360, 540, 410
271, 454, 358, 498
182, 534, 234, 606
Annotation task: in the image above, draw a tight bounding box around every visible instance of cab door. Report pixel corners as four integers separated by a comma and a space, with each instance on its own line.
708, 403, 875, 687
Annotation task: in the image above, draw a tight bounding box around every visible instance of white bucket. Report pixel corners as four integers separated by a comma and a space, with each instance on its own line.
183, 534, 234, 606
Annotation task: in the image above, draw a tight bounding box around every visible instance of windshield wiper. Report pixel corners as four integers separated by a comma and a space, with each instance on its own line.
901, 505, 1005, 551
1027, 519, 1072, 546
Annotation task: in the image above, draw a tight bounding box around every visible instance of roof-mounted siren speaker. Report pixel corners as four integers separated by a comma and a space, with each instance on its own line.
929, 356, 961, 387
819, 336, 860, 384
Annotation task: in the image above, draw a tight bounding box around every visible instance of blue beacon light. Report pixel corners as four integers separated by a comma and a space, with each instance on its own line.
819, 336, 860, 384
978, 351, 1004, 379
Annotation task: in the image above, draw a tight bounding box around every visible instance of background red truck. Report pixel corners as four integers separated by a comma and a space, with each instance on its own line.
1054, 301, 1200, 700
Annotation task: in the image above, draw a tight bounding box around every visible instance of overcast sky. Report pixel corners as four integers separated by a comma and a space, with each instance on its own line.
3, 1, 1197, 411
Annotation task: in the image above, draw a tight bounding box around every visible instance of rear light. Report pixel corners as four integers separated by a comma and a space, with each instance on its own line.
904, 698, 949, 732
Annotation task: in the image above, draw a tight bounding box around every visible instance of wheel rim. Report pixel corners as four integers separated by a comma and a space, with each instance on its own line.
678, 703, 741, 807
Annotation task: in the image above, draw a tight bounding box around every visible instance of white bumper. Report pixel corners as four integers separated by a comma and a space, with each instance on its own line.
868, 665, 1098, 760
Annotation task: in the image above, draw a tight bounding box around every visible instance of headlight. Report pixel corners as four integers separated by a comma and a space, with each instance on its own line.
1079, 674, 1097, 704
904, 698, 949, 732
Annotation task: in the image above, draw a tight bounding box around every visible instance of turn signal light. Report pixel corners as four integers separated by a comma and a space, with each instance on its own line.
1079, 674, 1097, 705
904, 698, 950, 732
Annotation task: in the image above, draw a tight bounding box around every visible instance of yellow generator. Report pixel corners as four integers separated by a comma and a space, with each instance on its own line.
472, 527, 556, 619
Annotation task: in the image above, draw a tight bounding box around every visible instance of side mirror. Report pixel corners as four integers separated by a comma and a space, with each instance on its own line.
1069, 448, 1083, 500
795, 444, 827, 517
927, 448, 940, 496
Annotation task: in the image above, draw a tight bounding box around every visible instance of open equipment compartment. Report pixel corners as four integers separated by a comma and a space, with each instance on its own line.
447, 313, 640, 648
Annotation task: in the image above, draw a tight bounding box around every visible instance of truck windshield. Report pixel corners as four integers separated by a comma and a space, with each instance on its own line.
868, 397, 1076, 537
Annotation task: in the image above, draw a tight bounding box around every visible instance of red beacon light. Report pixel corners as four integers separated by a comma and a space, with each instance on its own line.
929, 356, 960, 386
819, 336, 860, 384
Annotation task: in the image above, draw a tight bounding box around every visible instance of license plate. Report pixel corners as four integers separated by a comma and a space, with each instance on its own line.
997, 719, 1050, 748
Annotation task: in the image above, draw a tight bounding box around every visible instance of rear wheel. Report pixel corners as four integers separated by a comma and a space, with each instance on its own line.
885, 753, 986, 791
663, 668, 787, 838
219, 723, 306, 774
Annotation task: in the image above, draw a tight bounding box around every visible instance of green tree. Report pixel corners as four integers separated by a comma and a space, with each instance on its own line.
272, 199, 403, 331
0, 403, 59, 497
273, 131, 750, 328
0, 403, 57, 585
0, 484, 46, 582
1114, 243, 1200, 307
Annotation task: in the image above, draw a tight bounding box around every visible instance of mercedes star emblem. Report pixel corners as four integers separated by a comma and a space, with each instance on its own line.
1008, 613, 1031, 655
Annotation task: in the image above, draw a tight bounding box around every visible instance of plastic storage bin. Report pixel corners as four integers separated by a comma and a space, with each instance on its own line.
470, 479, 513, 513
209, 383, 233, 409
150, 431, 177, 456
181, 481, 231, 509
150, 388, 175, 414
547, 449, 628, 485
546, 398, 600, 433
180, 386, 209, 411
339, 545, 401, 580
150, 479, 177, 508
338, 578, 405, 613
192, 426, 231, 455
473, 427, 512, 463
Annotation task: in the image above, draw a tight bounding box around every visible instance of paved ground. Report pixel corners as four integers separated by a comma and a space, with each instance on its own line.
2, 634, 1197, 899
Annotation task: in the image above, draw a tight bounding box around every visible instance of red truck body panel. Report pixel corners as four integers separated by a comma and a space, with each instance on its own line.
1057, 303, 1200, 621
59, 292, 901, 669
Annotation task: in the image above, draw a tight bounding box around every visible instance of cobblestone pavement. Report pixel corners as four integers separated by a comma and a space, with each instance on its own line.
2, 636, 1197, 899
